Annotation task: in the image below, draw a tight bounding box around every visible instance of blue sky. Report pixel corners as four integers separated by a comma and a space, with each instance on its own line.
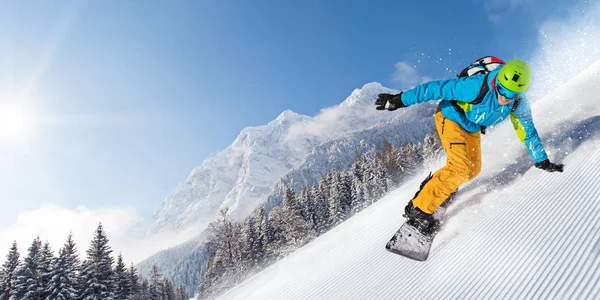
0, 0, 587, 241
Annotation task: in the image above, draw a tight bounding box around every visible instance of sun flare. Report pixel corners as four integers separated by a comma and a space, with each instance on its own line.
0, 104, 34, 139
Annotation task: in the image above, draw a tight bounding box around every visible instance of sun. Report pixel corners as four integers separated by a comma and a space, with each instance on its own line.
0, 104, 34, 139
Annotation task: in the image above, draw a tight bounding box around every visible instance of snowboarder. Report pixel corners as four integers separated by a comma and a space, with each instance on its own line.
375, 58, 564, 238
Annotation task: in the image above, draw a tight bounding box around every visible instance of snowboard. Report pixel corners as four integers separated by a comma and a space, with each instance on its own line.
385, 221, 436, 261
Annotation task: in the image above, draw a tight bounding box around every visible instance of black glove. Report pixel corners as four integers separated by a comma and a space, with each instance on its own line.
535, 159, 564, 172
375, 93, 406, 111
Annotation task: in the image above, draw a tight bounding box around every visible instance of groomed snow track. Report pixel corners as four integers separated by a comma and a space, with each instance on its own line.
217, 142, 600, 300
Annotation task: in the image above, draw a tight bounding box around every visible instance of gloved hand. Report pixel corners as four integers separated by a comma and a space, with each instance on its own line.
535, 159, 564, 172
375, 93, 406, 111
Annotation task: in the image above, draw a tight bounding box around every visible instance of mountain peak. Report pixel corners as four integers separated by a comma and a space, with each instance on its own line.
340, 82, 397, 108
276, 109, 299, 120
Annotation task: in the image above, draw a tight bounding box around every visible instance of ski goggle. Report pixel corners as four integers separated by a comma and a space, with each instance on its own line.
496, 81, 522, 100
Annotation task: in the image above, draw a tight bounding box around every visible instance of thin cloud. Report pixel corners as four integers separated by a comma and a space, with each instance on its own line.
0, 204, 144, 264
0, 204, 212, 265
284, 83, 399, 144
286, 105, 343, 141
392, 61, 432, 90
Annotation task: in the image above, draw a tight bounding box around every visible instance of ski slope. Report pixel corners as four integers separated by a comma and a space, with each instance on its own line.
215, 62, 600, 300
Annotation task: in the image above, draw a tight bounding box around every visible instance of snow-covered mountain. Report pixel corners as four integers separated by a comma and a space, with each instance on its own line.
136, 82, 403, 236
263, 108, 437, 211
214, 59, 600, 300
135, 97, 440, 293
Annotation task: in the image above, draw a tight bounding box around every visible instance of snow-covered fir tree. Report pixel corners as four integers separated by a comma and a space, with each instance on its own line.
423, 133, 443, 168
128, 263, 141, 297
254, 205, 272, 265
197, 209, 245, 299
340, 172, 353, 215
162, 279, 177, 300
148, 265, 163, 299
299, 187, 317, 237
282, 186, 310, 247
351, 172, 366, 213
38, 241, 54, 299
79, 223, 115, 300
137, 279, 151, 300
241, 216, 262, 271
264, 207, 287, 257
0, 241, 20, 300
350, 152, 367, 214
312, 183, 330, 234
361, 155, 375, 203
112, 253, 130, 300
47, 233, 80, 300
382, 139, 405, 187
11, 237, 43, 299
175, 285, 189, 300
239, 217, 254, 271
329, 170, 346, 225
371, 154, 388, 200
401, 141, 424, 176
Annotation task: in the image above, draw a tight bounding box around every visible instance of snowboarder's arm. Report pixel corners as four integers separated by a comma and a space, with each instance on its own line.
509, 97, 548, 163
400, 75, 484, 106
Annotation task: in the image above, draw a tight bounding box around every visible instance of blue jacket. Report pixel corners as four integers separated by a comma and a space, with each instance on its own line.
400, 68, 548, 163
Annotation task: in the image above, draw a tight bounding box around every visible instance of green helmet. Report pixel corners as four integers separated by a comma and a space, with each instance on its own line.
497, 59, 532, 93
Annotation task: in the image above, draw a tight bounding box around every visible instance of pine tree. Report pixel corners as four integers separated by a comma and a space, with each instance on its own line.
297, 187, 309, 223
175, 285, 189, 300
329, 170, 353, 225
312, 184, 330, 234
11, 236, 43, 299
350, 172, 366, 213
264, 207, 286, 257
198, 209, 245, 299
282, 186, 309, 248
351, 151, 366, 184
340, 172, 353, 215
47, 233, 80, 300
79, 223, 115, 300
423, 133, 443, 167
371, 155, 388, 200
38, 242, 54, 299
254, 206, 271, 265
384, 144, 405, 187
401, 141, 423, 176
328, 171, 341, 225
362, 154, 375, 203
299, 187, 317, 237
148, 265, 163, 299
136, 279, 150, 300
162, 279, 176, 300
128, 263, 140, 297
112, 253, 129, 300
283, 187, 301, 217
0, 241, 20, 300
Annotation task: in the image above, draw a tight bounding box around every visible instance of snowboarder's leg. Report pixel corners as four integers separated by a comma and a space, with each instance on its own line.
412, 110, 481, 214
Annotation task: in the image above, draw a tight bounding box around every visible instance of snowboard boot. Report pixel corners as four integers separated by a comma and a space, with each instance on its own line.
403, 201, 440, 236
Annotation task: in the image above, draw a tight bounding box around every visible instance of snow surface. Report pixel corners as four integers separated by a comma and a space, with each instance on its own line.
214, 42, 600, 300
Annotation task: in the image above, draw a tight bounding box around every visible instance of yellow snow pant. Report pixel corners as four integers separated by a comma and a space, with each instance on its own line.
412, 110, 482, 214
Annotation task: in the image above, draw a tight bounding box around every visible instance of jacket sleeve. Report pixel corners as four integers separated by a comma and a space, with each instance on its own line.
400, 74, 485, 106
509, 97, 548, 163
